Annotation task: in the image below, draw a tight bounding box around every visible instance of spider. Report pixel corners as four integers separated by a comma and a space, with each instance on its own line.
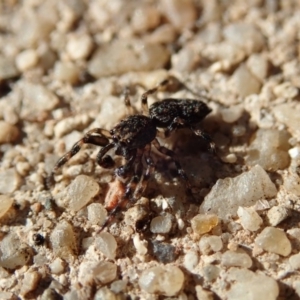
47, 78, 215, 229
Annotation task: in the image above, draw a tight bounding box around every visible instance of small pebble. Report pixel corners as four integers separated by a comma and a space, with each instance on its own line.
289, 253, 300, 271
87, 203, 107, 226
20, 270, 40, 296
267, 206, 290, 226
237, 206, 263, 231
93, 261, 117, 284
53, 61, 80, 84
284, 174, 300, 196
255, 227, 291, 257
231, 64, 261, 97
15, 49, 38, 71
191, 214, 219, 235
88, 40, 169, 77
0, 195, 13, 219
201, 264, 220, 282
199, 235, 223, 254
133, 234, 148, 256
221, 106, 244, 123
0, 121, 19, 144
200, 165, 277, 219
151, 241, 177, 263
95, 232, 117, 259
150, 214, 172, 234
110, 280, 127, 294
273, 82, 298, 99
0, 232, 31, 269
50, 221, 77, 258
66, 33, 93, 60
66, 175, 100, 212
273, 103, 300, 137
131, 5, 161, 33
139, 265, 184, 296
246, 54, 269, 82
0, 56, 19, 80
49, 258, 65, 274
246, 128, 291, 171
223, 22, 265, 53
183, 251, 199, 271
0, 168, 20, 194
94, 286, 118, 300
221, 250, 252, 268
160, 0, 197, 30
226, 268, 279, 300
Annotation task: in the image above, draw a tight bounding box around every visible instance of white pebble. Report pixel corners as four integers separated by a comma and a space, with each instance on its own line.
273, 103, 300, 137
284, 174, 300, 196
95, 232, 117, 259
237, 206, 263, 231
66, 34, 93, 60
15, 49, 38, 72
88, 40, 169, 77
87, 203, 107, 226
131, 5, 161, 33
0, 56, 19, 80
0, 195, 13, 218
246, 128, 291, 171
289, 253, 300, 271
221, 106, 244, 123
49, 257, 65, 274
133, 234, 148, 256
66, 175, 100, 212
255, 227, 291, 257
273, 82, 298, 99
200, 165, 277, 220
0, 232, 31, 269
50, 221, 77, 258
288, 147, 300, 159
53, 61, 80, 84
20, 271, 40, 296
223, 22, 265, 53
246, 54, 269, 82
183, 251, 199, 271
221, 250, 252, 268
93, 261, 117, 284
226, 268, 279, 300
199, 235, 223, 254
160, 0, 197, 29
139, 265, 184, 296
231, 64, 261, 97
94, 287, 118, 300
191, 214, 219, 235
150, 214, 172, 234
0, 168, 20, 194
267, 206, 290, 226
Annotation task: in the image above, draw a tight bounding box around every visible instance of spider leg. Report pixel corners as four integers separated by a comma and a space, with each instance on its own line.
123, 86, 135, 116
96, 143, 115, 169
191, 127, 216, 153
99, 149, 144, 232
46, 128, 111, 189
141, 78, 170, 115
152, 138, 193, 195
115, 149, 137, 178
132, 144, 154, 200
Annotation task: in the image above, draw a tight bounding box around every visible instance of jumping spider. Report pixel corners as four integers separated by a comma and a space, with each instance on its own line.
47, 78, 215, 229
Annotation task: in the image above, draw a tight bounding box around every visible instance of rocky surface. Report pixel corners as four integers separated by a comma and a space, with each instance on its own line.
1, 0, 300, 299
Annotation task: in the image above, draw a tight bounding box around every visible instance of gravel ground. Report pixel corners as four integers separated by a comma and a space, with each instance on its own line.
1, 0, 300, 299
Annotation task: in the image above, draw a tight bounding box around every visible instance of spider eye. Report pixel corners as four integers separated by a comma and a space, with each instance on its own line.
101, 155, 115, 168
